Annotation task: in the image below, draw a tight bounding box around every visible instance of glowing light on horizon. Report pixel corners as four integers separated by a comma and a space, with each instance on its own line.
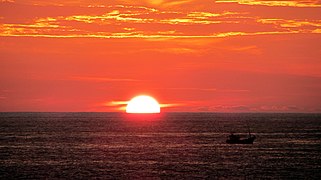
126, 95, 161, 113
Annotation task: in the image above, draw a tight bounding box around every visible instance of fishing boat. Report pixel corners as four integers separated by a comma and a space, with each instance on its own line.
226, 123, 256, 144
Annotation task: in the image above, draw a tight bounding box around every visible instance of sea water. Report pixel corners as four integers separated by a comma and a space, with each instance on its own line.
1, 113, 321, 179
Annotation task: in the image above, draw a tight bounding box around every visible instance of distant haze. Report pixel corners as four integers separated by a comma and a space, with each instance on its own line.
0, 1, 321, 112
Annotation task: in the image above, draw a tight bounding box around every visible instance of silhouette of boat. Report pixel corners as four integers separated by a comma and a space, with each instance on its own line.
226, 133, 256, 144
226, 123, 256, 144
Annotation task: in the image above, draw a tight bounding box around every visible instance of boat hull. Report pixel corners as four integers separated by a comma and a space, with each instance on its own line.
226, 136, 256, 144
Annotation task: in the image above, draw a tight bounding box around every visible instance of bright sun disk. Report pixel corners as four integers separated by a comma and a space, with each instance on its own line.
126, 95, 160, 113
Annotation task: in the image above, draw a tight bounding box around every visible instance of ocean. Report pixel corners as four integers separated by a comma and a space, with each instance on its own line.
1, 112, 321, 179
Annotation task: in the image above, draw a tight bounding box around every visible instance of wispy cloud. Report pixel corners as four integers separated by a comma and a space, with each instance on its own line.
1, 0, 14, 2
6, 0, 321, 8
104, 101, 128, 106
257, 18, 321, 28
159, 87, 218, 91
69, 76, 140, 82
157, 87, 250, 93
3, 4, 319, 38
216, 0, 321, 7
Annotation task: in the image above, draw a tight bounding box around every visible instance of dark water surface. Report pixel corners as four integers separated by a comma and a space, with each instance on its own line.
1, 113, 321, 179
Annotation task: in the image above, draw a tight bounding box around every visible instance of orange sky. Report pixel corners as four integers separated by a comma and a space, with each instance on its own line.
0, 0, 321, 112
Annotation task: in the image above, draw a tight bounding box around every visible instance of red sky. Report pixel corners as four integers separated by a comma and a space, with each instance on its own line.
1, 0, 321, 112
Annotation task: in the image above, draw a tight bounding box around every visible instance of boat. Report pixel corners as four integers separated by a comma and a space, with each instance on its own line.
226, 133, 256, 144
226, 121, 256, 144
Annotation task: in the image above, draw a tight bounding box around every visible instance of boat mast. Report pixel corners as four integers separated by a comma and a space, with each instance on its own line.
247, 121, 251, 137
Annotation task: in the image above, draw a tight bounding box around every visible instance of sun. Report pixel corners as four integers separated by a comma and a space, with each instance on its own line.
126, 95, 160, 113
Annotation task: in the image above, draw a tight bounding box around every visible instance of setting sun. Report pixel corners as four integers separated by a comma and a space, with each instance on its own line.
126, 95, 160, 113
